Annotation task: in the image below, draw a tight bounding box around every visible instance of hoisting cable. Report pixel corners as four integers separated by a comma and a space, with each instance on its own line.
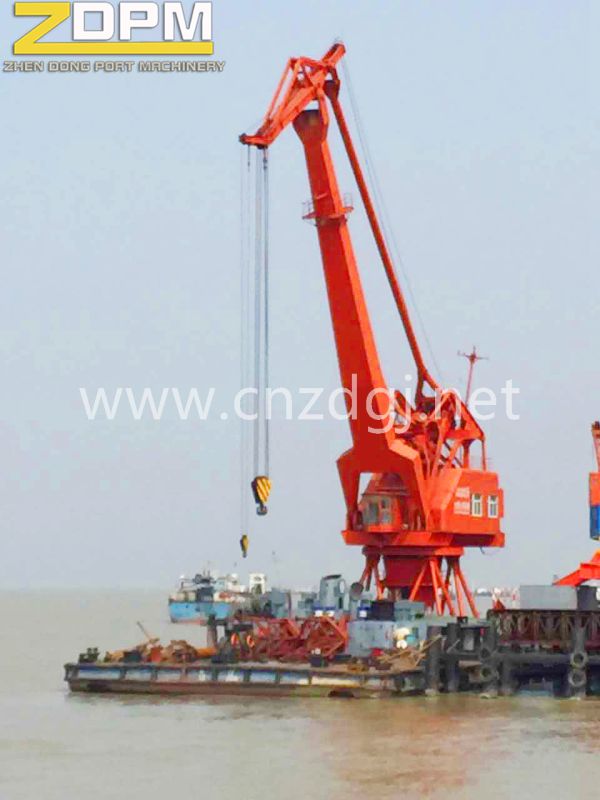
340, 59, 445, 387
239, 145, 252, 556
253, 146, 263, 480
250, 147, 272, 516
263, 148, 271, 477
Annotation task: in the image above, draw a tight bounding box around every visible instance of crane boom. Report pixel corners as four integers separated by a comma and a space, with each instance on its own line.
241, 43, 436, 395
241, 44, 504, 613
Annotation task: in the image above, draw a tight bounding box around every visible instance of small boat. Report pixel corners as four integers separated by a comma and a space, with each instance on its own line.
168, 572, 252, 623
168, 572, 371, 624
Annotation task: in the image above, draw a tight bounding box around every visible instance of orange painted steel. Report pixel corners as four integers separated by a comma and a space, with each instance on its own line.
240, 616, 348, 662
555, 550, 600, 587
555, 421, 600, 586
250, 618, 302, 660
241, 44, 504, 612
591, 421, 600, 507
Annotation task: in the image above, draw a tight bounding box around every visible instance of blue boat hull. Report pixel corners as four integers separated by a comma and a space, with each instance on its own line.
169, 600, 235, 623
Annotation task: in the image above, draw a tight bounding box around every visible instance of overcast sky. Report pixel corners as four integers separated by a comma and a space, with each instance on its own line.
0, 1, 597, 590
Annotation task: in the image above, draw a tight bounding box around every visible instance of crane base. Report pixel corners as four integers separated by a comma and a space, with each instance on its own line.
360, 548, 479, 617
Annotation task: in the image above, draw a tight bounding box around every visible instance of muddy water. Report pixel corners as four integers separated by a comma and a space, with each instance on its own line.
1, 590, 599, 800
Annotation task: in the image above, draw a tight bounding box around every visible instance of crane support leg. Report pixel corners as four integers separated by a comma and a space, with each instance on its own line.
363, 548, 479, 617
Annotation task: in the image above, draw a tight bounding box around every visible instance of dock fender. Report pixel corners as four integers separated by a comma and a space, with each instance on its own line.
479, 664, 499, 684
478, 645, 496, 662
567, 669, 587, 690
569, 651, 589, 670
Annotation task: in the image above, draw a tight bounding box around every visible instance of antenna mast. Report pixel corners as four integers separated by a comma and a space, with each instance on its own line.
459, 346, 488, 406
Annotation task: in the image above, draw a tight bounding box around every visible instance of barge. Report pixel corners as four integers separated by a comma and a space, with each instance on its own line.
64, 610, 600, 700
64, 660, 425, 699
64, 589, 600, 701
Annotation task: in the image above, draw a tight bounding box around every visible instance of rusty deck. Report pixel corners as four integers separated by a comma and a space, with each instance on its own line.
65, 660, 425, 699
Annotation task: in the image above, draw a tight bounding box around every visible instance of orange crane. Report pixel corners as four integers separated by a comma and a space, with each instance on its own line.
592, 420, 600, 535
241, 44, 504, 615
555, 422, 600, 586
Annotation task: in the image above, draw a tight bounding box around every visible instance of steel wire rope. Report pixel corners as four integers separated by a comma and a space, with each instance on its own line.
262, 149, 271, 476
340, 59, 444, 385
253, 148, 264, 477
240, 146, 253, 534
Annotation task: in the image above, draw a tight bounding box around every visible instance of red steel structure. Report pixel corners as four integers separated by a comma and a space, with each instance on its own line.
241, 44, 504, 615
232, 617, 349, 662
555, 422, 600, 586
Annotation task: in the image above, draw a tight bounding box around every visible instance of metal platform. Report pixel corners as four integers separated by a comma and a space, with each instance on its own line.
424, 611, 600, 698
64, 660, 425, 699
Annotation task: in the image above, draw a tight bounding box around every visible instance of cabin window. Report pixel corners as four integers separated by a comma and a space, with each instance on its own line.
380, 497, 392, 524
488, 495, 499, 518
364, 502, 379, 525
362, 497, 393, 525
471, 493, 483, 517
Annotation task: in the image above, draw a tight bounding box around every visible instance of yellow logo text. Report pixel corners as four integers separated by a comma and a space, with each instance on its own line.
14, 2, 214, 55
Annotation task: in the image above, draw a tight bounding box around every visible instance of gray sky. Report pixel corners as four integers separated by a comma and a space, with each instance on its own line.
0, 1, 597, 590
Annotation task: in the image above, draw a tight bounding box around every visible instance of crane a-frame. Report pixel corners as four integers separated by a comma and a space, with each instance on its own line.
241, 44, 504, 615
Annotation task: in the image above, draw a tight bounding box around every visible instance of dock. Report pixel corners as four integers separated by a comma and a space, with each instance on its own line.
425, 609, 600, 698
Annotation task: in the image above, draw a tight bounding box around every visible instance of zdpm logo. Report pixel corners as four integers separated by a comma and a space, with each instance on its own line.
14, 2, 213, 55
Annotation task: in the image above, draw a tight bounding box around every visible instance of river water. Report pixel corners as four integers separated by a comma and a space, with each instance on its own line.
1, 590, 599, 800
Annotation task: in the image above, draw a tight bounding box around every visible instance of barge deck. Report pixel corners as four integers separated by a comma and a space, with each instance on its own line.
65, 660, 425, 699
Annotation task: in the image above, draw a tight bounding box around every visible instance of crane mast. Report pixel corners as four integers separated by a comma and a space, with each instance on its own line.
241, 44, 504, 614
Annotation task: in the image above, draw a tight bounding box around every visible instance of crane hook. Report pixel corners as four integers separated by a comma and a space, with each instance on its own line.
251, 475, 271, 516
